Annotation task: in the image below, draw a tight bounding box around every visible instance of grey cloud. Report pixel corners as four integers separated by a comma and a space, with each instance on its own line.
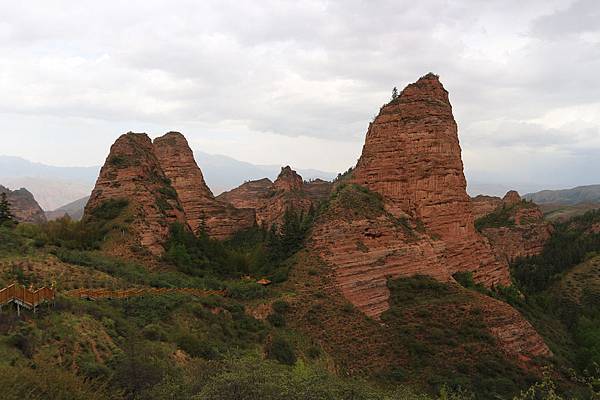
0, 0, 599, 184
531, 0, 600, 39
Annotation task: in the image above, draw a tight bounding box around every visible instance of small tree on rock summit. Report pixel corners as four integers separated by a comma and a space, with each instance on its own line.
391, 86, 398, 100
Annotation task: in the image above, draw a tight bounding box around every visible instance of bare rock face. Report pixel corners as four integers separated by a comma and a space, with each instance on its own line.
503, 190, 522, 206
478, 292, 552, 361
477, 191, 553, 262
274, 166, 303, 192
153, 132, 255, 239
304, 179, 334, 203
0, 185, 46, 224
471, 195, 503, 220
310, 185, 449, 317
217, 178, 275, 211
351, 73, 510, 287
218, 166, 320, 228
85, 133, 187, 256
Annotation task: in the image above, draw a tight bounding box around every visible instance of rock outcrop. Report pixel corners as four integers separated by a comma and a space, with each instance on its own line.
306, 74, 550, 362
274, 166, 303, 192
0, 185, 46, 224
85, 133, 187, 256
471, 195, 503, 220
153, 132, 255, 239
478, 292, 552, 361
86, 132, 259, 256
474, 191, 552, 262
310, 185, 448, 317
350, 73, 509, 288
218, 166, 326, 228
217, 178, 275, 211
304, 179, 334, 203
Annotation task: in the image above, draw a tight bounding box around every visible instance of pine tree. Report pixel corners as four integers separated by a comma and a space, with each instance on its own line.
391, 86, 398, 100
0, 192, 14, 225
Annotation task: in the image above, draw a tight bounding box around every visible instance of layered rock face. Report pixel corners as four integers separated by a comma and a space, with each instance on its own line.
476, 191, 552, 262
0, 185, 46, 224
307, 74, 550, 362
86, 132, 258, 256
153, 132, 255, 239
471, 195, 503, 220
351, 73, 509, 287
217, 178, 275, 211
274, 166, 303, 191
310, 185, 449, 317
304, 179, 333, 203
85, 133, 186, 256
218, 166, 323, 228
478, 292, 552, 361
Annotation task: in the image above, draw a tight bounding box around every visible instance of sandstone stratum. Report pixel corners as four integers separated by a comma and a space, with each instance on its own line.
473, 191, 552, 262
153, 132, 255, 239
218, 166, 332, 228
0, 185, 46, 224
308, 73, 550, 360
85, 132, 256, 256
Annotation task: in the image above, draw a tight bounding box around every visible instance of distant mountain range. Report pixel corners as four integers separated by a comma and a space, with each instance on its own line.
524, 185, 600, 205
0, 156, 98, 210
0, 153, 337, 211
44, 195, 90, 221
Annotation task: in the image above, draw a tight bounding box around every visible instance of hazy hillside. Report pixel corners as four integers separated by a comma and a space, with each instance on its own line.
524, 184, 600, 205
194, 151, 337, 194
467, 181, 559, 198
0, 156, 98, 210
0, 153, 336, 210
45, 195, 90, 221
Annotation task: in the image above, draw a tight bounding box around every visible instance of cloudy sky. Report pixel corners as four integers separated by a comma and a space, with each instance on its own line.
0, 0, 599, 188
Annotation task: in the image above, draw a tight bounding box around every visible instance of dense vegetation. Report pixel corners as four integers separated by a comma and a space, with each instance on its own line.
508, 210, 600, 385
382, 276, 536, 400
163, 207, 316, 283
512, 210, 600, 293
4, 193, 600, 399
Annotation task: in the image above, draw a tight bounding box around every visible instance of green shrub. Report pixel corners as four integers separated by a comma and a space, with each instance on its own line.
108, 155, 129, 168
177, 334, 218, 359
159, 186, 178, 199
0, 364, 113, 400
266, 336, 296, 365
143, 323, 167, 341
272, 300, 290, 314
227, 281, 267, 300
475, 205, 515, 231
267, 313, 286, 327
90, 198, 129, 220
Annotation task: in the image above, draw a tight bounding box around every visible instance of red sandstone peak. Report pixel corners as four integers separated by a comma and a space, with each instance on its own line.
394, 72, 449, 106
218, 167, 315, 228
306, 74, 550, 363
503, 190, 522, 206
351, 73, 510, 288
153, 131, 255, 239
274, 166, 303, 192
85, 132, 187, 256
0, 185, 46, 224
475, 192, 552, 262
154, 131, 214, 201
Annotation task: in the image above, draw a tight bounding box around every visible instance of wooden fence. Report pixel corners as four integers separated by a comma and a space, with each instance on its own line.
0, 283, 55, 313
0, 283, 224, 314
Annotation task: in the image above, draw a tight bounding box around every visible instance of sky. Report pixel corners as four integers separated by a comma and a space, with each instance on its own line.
0, 0, 599, 188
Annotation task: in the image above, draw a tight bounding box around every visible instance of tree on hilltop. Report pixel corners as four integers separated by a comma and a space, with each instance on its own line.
391, 86, 398, 100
